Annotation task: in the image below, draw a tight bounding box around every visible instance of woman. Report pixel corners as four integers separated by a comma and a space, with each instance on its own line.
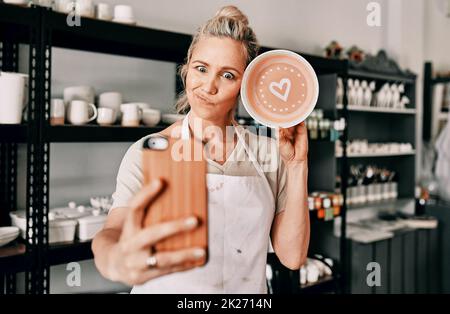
92, 5, 310, 294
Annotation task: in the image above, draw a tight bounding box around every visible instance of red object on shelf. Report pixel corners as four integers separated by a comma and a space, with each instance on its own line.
317, 209, 325, 219
333, 206, 340, 216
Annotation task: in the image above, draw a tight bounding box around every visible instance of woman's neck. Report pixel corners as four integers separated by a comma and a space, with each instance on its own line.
187, 110, 236, 144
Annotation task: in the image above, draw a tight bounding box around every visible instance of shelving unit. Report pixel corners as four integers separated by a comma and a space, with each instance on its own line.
336, 151, 416, 158
306, 59, 417, 293
45, 124, 168, 142
346, 197, 414, 211
423, 61, 450, 141
1, 3, 349, 294
338, 63, 417, 294
336, 104, 416, 115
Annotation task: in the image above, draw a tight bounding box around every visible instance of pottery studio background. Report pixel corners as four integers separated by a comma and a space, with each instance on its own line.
1, 0, 450, 294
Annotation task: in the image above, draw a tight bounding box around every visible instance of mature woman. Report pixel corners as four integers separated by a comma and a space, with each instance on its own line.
93, 5, 310, 294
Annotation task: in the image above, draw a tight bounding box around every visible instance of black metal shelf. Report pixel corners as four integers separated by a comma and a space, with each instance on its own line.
0, 3, 35, 45
48, 239, 93, 266
423, 62, 447, 141
336, 151, 416, 158
336, 104, 416, 115
45, 124, 167, 142
298, 275, 338, 294
44, 9, 191, 62
0, 124, 27, 142
0, 242, 27, 273
347, 197, 415, 211
347, 69, 416, 83
432, 77, 450, 84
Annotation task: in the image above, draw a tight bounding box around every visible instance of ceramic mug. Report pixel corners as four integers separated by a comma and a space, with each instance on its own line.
95, 3, 112, 20
68, 100, 97, 125
50, 98, 66, 125
64, 85, 95, 120
114, 5, 134, 19
63, 85, 95, 104
97, 107, 115, 126
0, 72, 28, 124
120, 103, 141, 127
98, 91, 121, 121
54, 0, 75, 13
75, 0, 95, 18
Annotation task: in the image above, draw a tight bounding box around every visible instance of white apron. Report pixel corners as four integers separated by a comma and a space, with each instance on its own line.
131, 114, 276, 294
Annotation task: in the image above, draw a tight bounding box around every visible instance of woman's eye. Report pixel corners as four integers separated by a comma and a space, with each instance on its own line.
196, 66, 207, 73
223, 72, 234, 80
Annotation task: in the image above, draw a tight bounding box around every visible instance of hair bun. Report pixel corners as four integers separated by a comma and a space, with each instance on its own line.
214, 5, 249, 26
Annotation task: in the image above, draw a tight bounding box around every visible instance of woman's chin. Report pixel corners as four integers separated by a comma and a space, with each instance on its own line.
192, 104, 221, 120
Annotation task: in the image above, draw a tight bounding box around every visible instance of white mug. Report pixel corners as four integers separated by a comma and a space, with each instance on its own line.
97, 107, 115, 126
63, 85, 95, 104
69, 100, 97, 125
64, 85, 95, 120
114, 5, 134, 21
54, 0, 75, 13
95, 3, 112, 20
75, 0, 94, 18
98, 91, 121, 121
0, 72, 28, 124
121, 103, 141, 127
50, 98, 65, 125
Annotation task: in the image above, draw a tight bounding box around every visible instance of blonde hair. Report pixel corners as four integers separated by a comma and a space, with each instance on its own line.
175, 5, 260, 114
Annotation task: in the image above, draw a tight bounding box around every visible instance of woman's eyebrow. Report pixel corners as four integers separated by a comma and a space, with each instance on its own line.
192, 60, 242, 75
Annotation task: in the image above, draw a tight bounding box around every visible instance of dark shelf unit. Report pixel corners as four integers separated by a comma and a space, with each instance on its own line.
432, 77, 450, 84
347, 69, 416, 84
305, 61, 417, 294
299, 275, 338, 294
45, 124, 168, 142
0, 242, 27, 273
1, 2, 43, 294
339, 66, 417, 197
338, 64, 416, 294
48, 240, 93, 266
423, 61, 449, 141
0, 125, 27, 142
0, 3, 349, 294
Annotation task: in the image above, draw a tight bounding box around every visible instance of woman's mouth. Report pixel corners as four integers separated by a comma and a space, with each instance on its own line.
195, 93, 214, 105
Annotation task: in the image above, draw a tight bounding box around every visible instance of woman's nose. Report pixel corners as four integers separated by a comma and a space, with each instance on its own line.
201, 74, 218, 95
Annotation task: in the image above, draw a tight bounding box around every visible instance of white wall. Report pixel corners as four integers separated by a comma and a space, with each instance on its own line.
13, 0, 448, 293
424, 0, 450, 70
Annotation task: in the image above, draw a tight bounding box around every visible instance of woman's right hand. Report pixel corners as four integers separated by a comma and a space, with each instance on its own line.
107, 179, 205, 286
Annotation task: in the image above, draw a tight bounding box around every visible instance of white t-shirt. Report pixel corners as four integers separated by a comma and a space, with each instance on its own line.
111, 126, 288, 214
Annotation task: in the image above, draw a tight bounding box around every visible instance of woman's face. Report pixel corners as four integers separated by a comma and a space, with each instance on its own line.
185, 36, 247, 121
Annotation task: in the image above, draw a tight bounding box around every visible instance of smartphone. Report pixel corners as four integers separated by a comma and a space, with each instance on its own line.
142, 135, 208, 267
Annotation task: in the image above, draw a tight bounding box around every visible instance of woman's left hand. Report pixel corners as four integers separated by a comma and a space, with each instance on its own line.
278, 122, 308, 165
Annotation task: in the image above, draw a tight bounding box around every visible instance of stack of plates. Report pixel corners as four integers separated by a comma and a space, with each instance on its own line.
0, 226, 20, 247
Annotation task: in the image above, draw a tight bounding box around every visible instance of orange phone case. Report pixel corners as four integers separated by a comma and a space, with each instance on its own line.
142, 136, 208, 267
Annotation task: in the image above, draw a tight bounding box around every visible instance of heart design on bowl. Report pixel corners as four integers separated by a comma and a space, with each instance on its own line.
269, 78, 291, 102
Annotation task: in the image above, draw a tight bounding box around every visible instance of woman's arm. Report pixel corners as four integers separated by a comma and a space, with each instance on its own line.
270, 161, 310, 270
271, 123, 310, 270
